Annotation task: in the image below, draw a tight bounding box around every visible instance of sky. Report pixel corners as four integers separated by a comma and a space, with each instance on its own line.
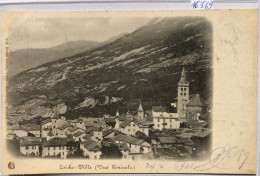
8, 15, 151, 51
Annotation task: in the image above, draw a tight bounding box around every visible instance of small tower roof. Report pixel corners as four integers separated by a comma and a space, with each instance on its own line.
179, 67, 189, 84
186, 94, 207, 107
181, 67, 186, 77
137, 101, 144, 112
116, 109, 119, 117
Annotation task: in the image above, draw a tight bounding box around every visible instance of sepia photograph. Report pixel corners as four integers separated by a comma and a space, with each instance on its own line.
5, 15, 212, 161
1, 10, 257, 174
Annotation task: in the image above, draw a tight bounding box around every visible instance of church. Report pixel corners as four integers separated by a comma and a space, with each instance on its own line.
177, 67, 209, 122
151, 67, 209, 130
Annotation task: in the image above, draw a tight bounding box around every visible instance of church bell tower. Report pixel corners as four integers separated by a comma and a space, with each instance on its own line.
177, 67, 189, 120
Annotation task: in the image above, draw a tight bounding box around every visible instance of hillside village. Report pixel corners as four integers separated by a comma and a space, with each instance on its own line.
7, 67, 211, 160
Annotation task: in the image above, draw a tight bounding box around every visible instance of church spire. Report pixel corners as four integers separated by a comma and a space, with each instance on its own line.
179, 67, 188, 84
116, 109, 119, 117
181, 67, 186, 77
137, 101, 144, 112
137, 101, 144, 119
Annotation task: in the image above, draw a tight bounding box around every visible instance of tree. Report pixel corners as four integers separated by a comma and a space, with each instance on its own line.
100, 143, 122, 159
135, 131, 151, 143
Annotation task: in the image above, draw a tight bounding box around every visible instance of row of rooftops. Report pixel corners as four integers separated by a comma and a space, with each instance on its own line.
119, 117, 154, 128
112, 134, 150, 147
8, 124, 41, 131
150, 128, 211, 140
20, 135, 102, 151
19, 127, 209, 148
156, 136, 193, 146
15, 94, 208, 132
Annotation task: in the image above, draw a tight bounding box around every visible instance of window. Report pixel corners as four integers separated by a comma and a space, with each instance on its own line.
128, 129, 130, 132
133, 124, 135, 127
48, 147, 50, 150
59, 147, 61, 150
184, 88, 186, 91
157, 124, 160, 127
184, 93, 186, 96
157, 119, 160, 122
170, 125, 172, 128
181, 88, 183, 91
25, 146, 28, 150
170, 119, 172, 123
54, 147, 56, 150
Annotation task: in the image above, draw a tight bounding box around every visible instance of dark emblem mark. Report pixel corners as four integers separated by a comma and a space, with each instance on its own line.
8, 162, 15, 169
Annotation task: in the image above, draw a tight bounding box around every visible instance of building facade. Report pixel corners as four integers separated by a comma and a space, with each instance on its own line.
42, 138, 68, 159
152, 106, 180, 130
186, 94, 208, 121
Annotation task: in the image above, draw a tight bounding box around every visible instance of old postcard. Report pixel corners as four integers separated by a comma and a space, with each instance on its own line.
1, 10, 258, 174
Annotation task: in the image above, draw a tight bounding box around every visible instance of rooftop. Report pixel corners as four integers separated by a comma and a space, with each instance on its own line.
83, 118, 105, 127
73, 131, 84, 137
152, 106, 169, 113
42, 138, 68, 147
177, 128, 211, 138
158, 137, 177, 144
102, 129, 115, 137
113, 134, 148, 147
104, 117, 116, 124
83, 139, 101, 151
186, 94, 207, 107
8, 125, 22, 130
41, 118, 52, 125
67, 134, 74, 141
57, 122, 70, 130
20, 140, 42, 147
117, 143, 130, 151
85, 126, 95, 134
119, 119, 134, 128
21, 125, 41, 131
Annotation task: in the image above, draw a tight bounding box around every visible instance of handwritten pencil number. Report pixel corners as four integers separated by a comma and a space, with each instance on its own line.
205, 1, 213, 9
191, 1, 213, 10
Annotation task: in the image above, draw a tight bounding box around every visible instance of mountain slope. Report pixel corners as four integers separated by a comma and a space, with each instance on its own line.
8, 40, 101, 77
8, 17, 213, 121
